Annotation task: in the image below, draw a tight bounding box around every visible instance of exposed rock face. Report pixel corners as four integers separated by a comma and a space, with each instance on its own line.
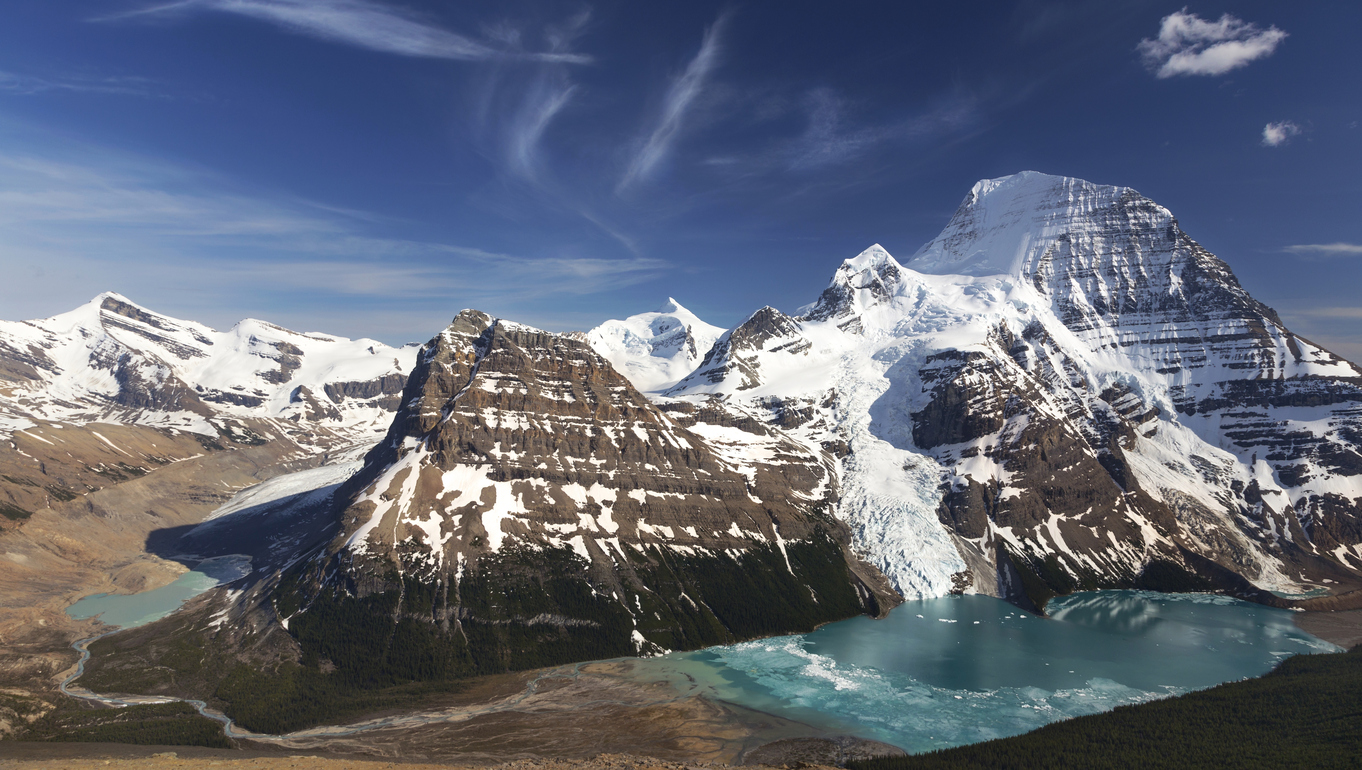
267, 310, 896, 687
322, 373, 407, 410
905, 173, 1362, 602
0, 293, 419, 448
643, 172, 1362, 608
0, 421, 222, 526
673, 307, 810, 392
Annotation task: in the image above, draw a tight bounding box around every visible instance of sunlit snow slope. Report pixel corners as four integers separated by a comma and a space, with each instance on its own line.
602, 172, 1362, 605
0, 293, 419, 446
587, 298, 723, 393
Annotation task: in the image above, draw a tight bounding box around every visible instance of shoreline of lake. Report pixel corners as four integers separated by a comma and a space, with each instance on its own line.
1293, 608, 1362, 649
58, 578, 1343, 760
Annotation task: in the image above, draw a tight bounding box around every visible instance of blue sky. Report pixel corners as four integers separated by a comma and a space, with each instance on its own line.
1, 2, 1359, 359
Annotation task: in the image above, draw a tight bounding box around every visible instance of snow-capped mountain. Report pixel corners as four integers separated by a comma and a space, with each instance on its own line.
586, 298, 723, 393
235, 309, 895, 687
47, 173, 1362, 731
640, 172, 1362, 607
0, 292, 419, 446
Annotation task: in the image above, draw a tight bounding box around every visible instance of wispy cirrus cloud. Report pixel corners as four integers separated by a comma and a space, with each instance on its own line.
103, 0, 591, 64
786, 89, 884, 171
1262, 120, 1302, 147
617, 12, 730, 192
1288, 306, 1362, 319
506, 75, 577, 183
1285, 242, 1362, 257
1137, 10, 1286, 78
785, 88, 976, 172
0, 139, 666, 336
196, 252, 667, 301
0, 70, 161, 97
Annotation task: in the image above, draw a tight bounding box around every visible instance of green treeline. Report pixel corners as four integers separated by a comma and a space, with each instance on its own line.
19, 702, 231, 748
1005, 547, 1228, 611
217, 531, 867, 734
848, 644, 1362, 770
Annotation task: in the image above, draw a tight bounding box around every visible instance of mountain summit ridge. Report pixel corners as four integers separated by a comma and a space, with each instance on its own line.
596, 171, 1362, 607
0, 292, 419, 446
8, 170, 1362, 735
908, 170, 1139, 278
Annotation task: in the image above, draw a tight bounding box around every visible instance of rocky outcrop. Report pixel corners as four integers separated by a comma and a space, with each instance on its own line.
322, 373, 407, 408
670, 307, 809, 392
265, 310, 897, 690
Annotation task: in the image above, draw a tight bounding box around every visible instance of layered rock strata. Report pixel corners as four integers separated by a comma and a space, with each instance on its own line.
265, 310, 897, 691
648, 172, 1362, 609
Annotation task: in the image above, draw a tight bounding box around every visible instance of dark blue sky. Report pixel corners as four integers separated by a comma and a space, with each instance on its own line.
2, 1, 1359, 358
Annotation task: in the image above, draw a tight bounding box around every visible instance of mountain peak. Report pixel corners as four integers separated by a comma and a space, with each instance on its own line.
799, 245, 906, 326
843, 243, 897, 271
658, 297, 685, 314
908, 171, 1144, 278
584, 300, 724, 393
92, 290, 136, 305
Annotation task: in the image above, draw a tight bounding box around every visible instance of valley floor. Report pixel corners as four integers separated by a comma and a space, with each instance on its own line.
0, 748, 820, 769
1293, 609, 1362, 649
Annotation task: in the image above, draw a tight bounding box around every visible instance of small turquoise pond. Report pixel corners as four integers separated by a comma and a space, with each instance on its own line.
66, 554, 252, 629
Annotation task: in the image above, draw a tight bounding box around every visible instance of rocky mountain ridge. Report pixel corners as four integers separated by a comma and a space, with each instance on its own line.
176, 309, 900, 721
0, 292, 418, 448
623, 171, 1362, 609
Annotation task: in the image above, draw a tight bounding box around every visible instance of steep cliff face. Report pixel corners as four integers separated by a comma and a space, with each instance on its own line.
267, 310, 896, 687
0, 293, 418, 447
645, 172, 1362, 608
906, 173, 1362, 601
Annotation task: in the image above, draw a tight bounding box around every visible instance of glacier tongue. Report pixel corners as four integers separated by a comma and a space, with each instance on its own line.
830, 339, 966, 598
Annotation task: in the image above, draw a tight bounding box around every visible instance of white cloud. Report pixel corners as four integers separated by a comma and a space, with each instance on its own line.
1137, 10, 1286, 78
108, 0, 590, 64
0, 71, 161, 97
617, 12, 729, 192
507, 77, 577, 183
1262, 120, 1302, 147
0, 143, 667, 336
1285, 242, 1362, 256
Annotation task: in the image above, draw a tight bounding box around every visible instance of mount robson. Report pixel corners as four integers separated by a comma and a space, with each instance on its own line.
3, 171, 1362, 739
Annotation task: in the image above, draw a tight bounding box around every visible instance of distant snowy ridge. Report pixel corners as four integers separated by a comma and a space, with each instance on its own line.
0, 292, 419, 445
7, 171, 1361, 614
587, 298, 723, 393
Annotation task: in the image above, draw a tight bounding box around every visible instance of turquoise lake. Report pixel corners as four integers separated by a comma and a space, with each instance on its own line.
624, 590, 1340, 753
66, 554, 252, 629
64, 567, 1340, 752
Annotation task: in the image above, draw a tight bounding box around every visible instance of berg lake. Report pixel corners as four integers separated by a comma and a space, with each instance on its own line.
67, 573, 1337, 752
622, 590, 1339, 753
